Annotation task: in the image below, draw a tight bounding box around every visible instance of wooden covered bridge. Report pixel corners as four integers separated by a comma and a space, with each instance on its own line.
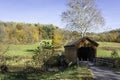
64, 37, 99, 63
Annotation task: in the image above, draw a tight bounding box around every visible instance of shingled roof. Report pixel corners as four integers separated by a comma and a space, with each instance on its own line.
64, 37, 99, 47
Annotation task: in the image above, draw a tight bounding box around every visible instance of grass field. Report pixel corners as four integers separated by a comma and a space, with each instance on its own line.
0, 42, 120, 79
1, 43, 39, 67
4, 43, 39, 57
97, 42, 120, 57
3, 42, 120, 58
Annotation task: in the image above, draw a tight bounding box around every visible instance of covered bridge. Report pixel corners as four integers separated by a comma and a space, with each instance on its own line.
64, 37, 99, 63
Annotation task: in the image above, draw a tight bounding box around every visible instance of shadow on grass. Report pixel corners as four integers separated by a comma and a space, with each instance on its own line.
0, 66, 60, 80
0, 65, 94, 80
25, 49, 35, 52
1, 72, 28, 80
2, 71, 59, 80
81, 77, 93, 80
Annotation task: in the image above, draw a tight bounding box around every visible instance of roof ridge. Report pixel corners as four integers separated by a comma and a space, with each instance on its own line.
64, 37, 98, 47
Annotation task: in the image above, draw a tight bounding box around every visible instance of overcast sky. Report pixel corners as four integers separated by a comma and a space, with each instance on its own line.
0, 0, 120, 32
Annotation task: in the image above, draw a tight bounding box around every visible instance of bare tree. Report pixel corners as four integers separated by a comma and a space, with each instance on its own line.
61, 0, 105, 37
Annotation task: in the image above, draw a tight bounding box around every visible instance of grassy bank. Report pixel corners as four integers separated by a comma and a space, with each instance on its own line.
97, 42, 120, 57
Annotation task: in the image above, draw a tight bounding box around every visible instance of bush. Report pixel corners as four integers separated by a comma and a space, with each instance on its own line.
114, 58, 120, 69
111, 50, 120, 68
0, 65, 8, 73
111, 50, 119, 58
45, 55, 59, 67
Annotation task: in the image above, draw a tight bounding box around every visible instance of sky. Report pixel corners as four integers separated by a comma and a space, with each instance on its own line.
0, 0, 120, 32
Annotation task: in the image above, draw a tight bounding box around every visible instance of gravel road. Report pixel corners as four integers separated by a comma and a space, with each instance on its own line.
89, 63, 120, 80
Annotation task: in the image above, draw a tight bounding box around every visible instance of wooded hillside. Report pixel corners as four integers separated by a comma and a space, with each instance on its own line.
95, 29, 120, 43
0, 21, 120, 45
0, 21, 63, 44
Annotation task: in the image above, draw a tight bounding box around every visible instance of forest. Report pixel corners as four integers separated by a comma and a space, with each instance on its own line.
0, 21, 120, 45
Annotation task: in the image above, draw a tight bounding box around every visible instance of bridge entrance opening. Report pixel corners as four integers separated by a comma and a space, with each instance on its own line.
77, 47, 95, 61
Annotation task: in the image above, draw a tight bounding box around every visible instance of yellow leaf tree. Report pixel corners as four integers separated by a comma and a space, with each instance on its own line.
52, 29, 64, 48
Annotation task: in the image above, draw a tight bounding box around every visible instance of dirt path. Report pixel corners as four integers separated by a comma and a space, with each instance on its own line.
79, 61, 120, 80
89, 63, 120, 80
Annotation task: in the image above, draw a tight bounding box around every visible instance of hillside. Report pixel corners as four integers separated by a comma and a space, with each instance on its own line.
95, 28, 120, 43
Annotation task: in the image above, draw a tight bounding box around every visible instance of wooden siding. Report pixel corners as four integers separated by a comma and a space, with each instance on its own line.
64, 37, 98, 63
64, 47, 77, 63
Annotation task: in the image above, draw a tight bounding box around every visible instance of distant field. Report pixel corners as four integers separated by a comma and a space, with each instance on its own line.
1, 43, 39, 66
97, 42, 120, 57
3, 42, 120, 58
1, 41, 120, 66
4, 39, 52, 57
4, 43, 39, 57
98, 42, 120, 47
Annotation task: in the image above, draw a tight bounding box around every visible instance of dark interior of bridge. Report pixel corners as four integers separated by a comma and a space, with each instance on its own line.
77, 47, 95, 61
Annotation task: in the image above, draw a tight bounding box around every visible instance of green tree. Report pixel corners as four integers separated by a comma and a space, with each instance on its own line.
61, 0, 104, 37
71, 31, 80, 40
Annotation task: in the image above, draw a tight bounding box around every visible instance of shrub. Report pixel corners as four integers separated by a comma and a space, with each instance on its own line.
0, 65, 8, 73
45, 55, 59, 67
111, 50, 120, 68
114, 58, 120, 69
111, 50, 119, 58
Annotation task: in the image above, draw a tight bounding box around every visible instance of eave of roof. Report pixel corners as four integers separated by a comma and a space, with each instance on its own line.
64, 37, 99, 47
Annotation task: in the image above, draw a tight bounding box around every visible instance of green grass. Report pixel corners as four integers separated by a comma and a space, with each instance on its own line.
2, 41, 120, 79
39, 66, 93, 80
1, 42, 120, 63
0, 66, 93, 80
4, 43, 39, 57
97, 49, 112, 57
97, 42, 120, 57
98, 42, 120, 47
1, 43, 39, 66
2, 41, 120, 57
